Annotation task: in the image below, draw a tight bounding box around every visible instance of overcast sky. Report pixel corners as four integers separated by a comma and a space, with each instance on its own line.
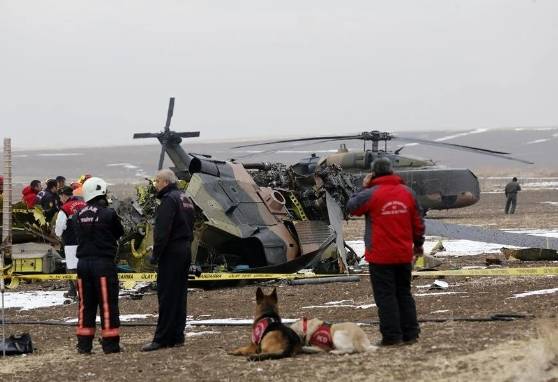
1, 0, 557, 149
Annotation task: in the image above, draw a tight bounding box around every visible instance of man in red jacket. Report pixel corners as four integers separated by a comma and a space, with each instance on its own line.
21, 180, 42, 208
347, 157, 425, 346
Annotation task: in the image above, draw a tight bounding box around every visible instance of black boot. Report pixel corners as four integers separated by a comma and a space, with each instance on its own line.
141, 342, 167, 352
65, 280, 77, 299
77, 336, 93, 354
101, 337, 120, 354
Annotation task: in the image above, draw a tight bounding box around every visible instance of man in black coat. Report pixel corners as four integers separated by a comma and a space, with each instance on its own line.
41, 178, 61, 222
74, 177, 124, 354
142, 169, 195, 351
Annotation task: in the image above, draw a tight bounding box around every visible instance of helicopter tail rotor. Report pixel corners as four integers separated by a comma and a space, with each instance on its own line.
132, 97, 201, 170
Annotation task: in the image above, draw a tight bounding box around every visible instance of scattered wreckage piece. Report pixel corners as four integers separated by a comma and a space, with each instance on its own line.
501, 247, 558, 262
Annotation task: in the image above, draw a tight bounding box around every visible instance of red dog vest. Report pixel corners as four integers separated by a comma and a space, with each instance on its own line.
303, 317, 333, 350
251, 317, 280, 345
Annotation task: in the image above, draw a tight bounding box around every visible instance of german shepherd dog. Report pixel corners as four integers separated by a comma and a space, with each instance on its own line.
229, 287, 301, 361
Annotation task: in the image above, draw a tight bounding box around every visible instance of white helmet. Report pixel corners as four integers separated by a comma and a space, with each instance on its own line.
82, 177, 107, 202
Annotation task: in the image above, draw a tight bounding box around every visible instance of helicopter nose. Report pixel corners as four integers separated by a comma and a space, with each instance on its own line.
455, 191, 479, 208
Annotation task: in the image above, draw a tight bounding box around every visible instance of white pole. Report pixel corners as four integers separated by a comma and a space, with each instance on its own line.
1, 137, 12, 357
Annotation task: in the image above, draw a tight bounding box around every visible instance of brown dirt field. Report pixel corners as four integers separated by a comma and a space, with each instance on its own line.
1, 189, 558, 381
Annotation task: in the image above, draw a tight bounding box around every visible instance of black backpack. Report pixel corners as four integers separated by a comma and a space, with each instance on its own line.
0, 333, 34, 356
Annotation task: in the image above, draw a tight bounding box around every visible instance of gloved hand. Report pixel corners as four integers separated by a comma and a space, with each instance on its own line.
189, 265, 202, 277
148, 255, 158, 265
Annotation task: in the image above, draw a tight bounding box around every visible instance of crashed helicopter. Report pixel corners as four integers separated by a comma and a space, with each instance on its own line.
232, 131, 533, 213
122, 97, 345, 275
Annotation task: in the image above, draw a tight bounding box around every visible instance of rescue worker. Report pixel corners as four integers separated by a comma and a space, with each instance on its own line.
21, 180, 41, 208
142, 169, 194, 351
347, 158, 425, 346
74, 177, 124, 354
40, 179, 61, 222
504, 177, 521, 214
55, 186, 86, 299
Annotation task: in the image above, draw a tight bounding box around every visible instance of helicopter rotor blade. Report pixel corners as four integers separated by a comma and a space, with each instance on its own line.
232, 139, 342, 159
231, 130, 534, 164
391, 135, 533, 164
232, 135, 361, 149
133, 133, 160, 139
164, 97, 175, 132
158, 144, 167, 170
392, 135, 510, 155
176, 131, 201, 138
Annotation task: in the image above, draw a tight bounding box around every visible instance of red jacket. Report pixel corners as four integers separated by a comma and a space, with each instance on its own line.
346, 174, 425, 264
22, 186, 38, 208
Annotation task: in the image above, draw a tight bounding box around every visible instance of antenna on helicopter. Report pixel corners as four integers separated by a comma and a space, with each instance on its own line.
133, 97, 200, 170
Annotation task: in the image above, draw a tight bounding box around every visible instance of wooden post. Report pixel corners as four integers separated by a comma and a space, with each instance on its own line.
1, 137, 12, 357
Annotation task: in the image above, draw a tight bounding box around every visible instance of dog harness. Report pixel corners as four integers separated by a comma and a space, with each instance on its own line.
303, 317, 334, 350
251, 316, 281, 345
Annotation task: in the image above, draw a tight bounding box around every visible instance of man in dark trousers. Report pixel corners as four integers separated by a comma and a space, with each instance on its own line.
347, 158, 425, 346
40, 178, 61, 222
74, 177, 124, 354
142, 169, 194, 351
505, 177, 521, 214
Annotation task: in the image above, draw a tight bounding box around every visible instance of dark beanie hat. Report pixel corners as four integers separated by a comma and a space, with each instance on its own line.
372, 157, 393, 176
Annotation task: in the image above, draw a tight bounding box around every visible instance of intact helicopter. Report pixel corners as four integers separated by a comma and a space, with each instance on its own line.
232, 131, 533, 212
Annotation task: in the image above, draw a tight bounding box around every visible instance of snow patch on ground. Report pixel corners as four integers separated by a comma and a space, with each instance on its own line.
324, 300, 354, 305
506, 229, 558, 238
415, 292, 467, 297
186, 331, 220, 337
65, 314, 156, 323
435, 129, 488, 142
431, 310, 450, 314
522, 182, 558, 190
302, 302, 376, 310
511, 288, 558, 298
541, 202, 558, 207
4, 291, 68, 310
526, 139, 550, 144
37, 153, 83, 157
349, 229, 558, 259
348, 238, 505, 258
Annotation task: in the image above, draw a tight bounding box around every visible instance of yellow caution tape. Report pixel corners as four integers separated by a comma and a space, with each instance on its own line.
0, 271, 337, 282
413, 267, 558, 277
12, 208, 33, 213
2, 267, 556, 284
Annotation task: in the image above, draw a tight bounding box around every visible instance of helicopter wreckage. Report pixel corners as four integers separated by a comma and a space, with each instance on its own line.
1, 98, 544, 281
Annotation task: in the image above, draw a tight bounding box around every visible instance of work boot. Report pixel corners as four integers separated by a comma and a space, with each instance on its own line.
101, 337, 121, 354
77, 336, 93, 354
374, 339, 403, 347
141, 342, 167, 352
